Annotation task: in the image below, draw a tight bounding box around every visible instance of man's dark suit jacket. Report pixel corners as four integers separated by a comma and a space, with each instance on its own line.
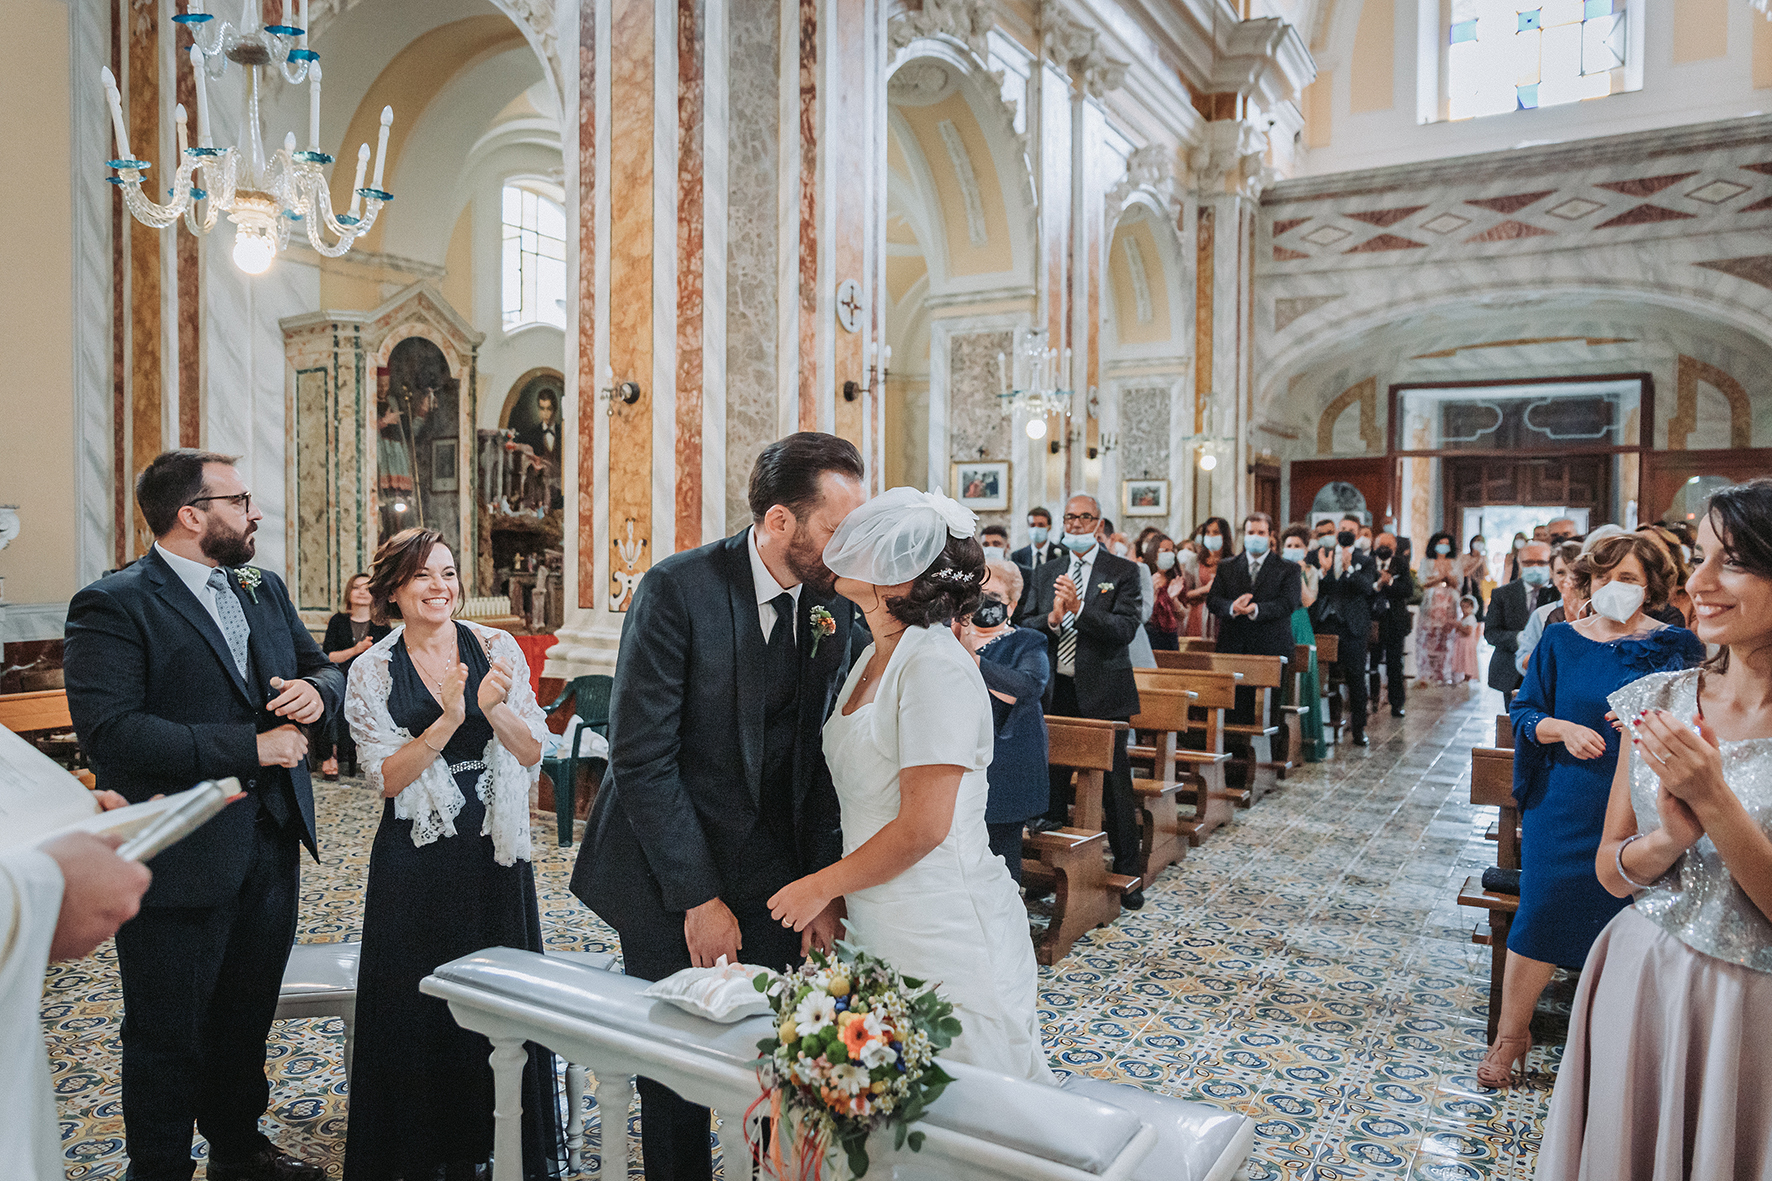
1371, 552, 1415, 630
1016, 547, 1142, 719
1486, 578, 1549, 692
1206, 551, 1302, 657
570, 529, 860, 933
1010, 540, 1064, 570
1310, 548, 1377, 635
63, 548, 342, 908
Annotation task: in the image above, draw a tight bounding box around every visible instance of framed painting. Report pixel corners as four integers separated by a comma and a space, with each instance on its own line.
951, 461, 1010, 511
1123, 478, 1168, 517
430, 437, 459, 492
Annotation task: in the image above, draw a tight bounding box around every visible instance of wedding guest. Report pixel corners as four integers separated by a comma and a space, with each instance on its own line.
1018, 493, 1145, 908
1416, 531, 1462, 685
1486, 532, 1703, 1088
1279, 526, 1326, 762
63, 449, 341, 1181
1141, 533, 1182, 651
1207, 513, 1302, 726
958, 560, 1051, 884
1183, 517, 1231, 638
1487, 541, 1555, 708
1636, 524, 1692, 627
342, 528, 562, 1179
1011, 506, 1063, 570
1546, 517, 1579, 546
1102, 516, 1156, 669
1369, 531, 1414, 719
1453, 594, 1482, 683
1461, 535, 1490, 619
1536, 478, 1772, 1177
1504, 532, 1531, 583
1310, 514, 1378, 747
1516, 541, 1589, 677
318, 573, 392, 780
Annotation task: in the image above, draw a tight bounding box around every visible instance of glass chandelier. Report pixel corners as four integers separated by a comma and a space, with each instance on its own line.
997, 329, 1075, 440
100, 0, 395, 275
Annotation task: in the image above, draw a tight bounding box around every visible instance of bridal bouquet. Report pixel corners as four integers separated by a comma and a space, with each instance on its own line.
750, 939, 961, 1178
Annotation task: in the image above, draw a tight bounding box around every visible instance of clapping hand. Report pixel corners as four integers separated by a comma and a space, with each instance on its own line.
1054, 574, 1081, 614
437, 658, 469, 723
1633, 709, 1727, 809
267, 676, 324, 724
1232, 593, 1255, 618
477, 656, 515, 712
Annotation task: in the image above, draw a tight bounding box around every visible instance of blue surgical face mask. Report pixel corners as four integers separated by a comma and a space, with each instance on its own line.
1156, 551, 1176, 571
1521, 565, 1550, 587
1244, 534, 1270, 557
1201, 534, 1223, 552
1281, 546, 1306, 563
1028, 525, 1049, 545
1434, 543, 1451, 556
1316, 534, 1335, 549
1062, 531, 1097, 555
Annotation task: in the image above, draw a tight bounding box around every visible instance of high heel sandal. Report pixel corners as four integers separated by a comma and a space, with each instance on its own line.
1477, 1033, 1532, 1088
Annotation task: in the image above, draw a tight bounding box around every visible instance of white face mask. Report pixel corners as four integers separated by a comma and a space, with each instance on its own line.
1201, 534, 1223, 552
982, 544, 1006, 561
1281, 546, 1306, 563
1591, 579, 1646, 623
1156, 551, 1176, 571
1681, 545, 1692, 562
1355, 536, 1371, 552
1315, 534, 1335, 549
1472, 542, 1486, 555
1112, 542, 1130, 557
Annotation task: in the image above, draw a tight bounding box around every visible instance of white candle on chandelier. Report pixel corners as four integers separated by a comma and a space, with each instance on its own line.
307, 62, 322, 151
174, 103, 189, 157
998, 351, 1008, 395
369, 106, 393, 190
300, 0, 309, 47
189, 46, 211, 147
100, 67, 132, 161
282, 0, 293, 26
882, 345, 892, 369
347, 143, 370, 217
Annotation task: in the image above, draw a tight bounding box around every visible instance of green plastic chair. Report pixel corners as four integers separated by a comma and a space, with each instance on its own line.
541, 674, 613, 845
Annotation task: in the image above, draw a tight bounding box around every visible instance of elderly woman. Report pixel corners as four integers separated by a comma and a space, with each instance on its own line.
1484, 532, 1703, 1088
343, 527, 560, 1179
957, 559, 1052, 883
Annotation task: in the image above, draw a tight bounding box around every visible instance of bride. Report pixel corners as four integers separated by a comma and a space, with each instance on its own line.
767, 487, 1054, 1082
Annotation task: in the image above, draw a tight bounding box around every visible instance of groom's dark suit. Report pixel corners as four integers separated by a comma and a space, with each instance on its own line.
63, 547, 341, 1179
570, 527, 861, 1181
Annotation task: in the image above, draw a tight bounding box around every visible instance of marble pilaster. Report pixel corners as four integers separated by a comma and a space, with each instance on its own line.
675, 0, 705, 552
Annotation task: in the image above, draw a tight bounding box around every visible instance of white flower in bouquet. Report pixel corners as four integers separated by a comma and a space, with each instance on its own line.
795, 990, 837, 1037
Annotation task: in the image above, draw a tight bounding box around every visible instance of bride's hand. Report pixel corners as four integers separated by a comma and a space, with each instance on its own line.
767, 873, 834, 934
803, 897, 846, 957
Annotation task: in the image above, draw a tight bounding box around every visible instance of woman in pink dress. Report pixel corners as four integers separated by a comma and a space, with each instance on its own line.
1452, 594, 1482, 683
1416, 530, 1461, 684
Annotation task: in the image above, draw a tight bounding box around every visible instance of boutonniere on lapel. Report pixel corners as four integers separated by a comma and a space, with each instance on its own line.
808, 605, 836, 657
235, 566, 263, 604
1097, 581, 1115, 595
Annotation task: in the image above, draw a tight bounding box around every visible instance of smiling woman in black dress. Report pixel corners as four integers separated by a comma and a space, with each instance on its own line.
343, 527, 561, 1181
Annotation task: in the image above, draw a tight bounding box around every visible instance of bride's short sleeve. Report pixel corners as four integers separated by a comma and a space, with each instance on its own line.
895, 632, 994, 773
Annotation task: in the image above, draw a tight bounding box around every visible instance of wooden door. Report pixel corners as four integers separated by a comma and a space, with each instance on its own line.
1289, 457, 1395, 529
1641, 449, 1772, 525
1444, 456, 1610, 536
1251, 462, 1281, 523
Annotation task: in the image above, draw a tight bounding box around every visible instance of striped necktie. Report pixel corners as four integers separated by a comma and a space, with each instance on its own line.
1057, 556, 1084, 673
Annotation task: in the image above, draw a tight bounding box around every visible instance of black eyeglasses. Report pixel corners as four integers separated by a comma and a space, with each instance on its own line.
1061, 513, 1100, 526
188, 492, 253, 512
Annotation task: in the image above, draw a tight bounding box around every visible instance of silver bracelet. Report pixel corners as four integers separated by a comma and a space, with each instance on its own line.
1615, 833, 1666, 891
421, 731, 446, 754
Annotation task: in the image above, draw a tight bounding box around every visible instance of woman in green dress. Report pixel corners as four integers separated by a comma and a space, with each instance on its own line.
1279, 525, 1326, 762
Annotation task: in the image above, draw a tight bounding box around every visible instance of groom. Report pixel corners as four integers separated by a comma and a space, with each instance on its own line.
571, 431, 868, 1181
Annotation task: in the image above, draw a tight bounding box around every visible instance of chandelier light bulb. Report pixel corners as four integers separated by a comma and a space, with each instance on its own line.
1025, 417, 1047, 440
232, 228, 276, 274
1199, 453, 1218, 472
392, 500, 409, 514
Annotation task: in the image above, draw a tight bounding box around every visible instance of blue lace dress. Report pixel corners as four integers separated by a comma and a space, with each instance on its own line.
1507, 623, 1704, 968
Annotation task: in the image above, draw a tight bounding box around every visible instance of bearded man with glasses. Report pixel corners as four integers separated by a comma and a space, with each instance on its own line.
63, 449, 342, 1181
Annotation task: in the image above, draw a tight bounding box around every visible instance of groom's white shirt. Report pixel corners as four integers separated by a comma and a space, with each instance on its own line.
748, 528, 802, 644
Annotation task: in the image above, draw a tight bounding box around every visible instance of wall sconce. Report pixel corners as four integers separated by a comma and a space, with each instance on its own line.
843, 380, 858, 402
600, 379, 642, 416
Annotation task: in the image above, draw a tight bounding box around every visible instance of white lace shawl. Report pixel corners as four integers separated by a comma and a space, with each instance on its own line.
344, 622, 547, 865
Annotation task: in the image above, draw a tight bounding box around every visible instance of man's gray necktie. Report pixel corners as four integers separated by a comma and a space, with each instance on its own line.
207, 567, 251, 681
1057, 557, 1084, 672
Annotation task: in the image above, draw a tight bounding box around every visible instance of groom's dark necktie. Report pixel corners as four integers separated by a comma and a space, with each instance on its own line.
758, 592, 800, 848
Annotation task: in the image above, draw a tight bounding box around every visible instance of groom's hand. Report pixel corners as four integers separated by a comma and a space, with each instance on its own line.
803, 897, 846, 957
685, 897, 742, 968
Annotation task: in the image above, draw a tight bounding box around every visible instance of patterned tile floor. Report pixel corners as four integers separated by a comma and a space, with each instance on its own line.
44, 681, 1572, 1179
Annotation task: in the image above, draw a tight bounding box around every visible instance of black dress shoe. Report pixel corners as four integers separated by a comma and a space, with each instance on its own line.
1121, 887, 1145, 910
1390, 708, 1406, 718
206, 1149, 326, 1181
1026, 817, 1065, 834
1351, 732, 1370, 747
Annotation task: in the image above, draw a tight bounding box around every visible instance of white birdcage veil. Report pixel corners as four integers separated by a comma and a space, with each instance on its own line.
823, 486, 979, 586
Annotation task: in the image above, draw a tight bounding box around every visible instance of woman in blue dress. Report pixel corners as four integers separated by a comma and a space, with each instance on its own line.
1484, 531, 1703, 1087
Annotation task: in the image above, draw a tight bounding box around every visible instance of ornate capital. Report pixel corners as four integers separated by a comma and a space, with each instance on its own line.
1042, 7, 1129, 99
889, 0, 997, 63
1189, 118, 1267, 195
1107, 144, 1177, 214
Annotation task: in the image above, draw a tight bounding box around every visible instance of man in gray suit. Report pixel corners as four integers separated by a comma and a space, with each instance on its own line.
1485, 541, 1555, 706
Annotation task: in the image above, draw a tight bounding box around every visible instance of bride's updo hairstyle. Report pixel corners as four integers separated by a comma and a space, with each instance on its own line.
824, 486, 987, 627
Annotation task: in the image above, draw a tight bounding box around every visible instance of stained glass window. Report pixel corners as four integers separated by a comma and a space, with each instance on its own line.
1446, 0, 1626, 120
501, 184, 567, 331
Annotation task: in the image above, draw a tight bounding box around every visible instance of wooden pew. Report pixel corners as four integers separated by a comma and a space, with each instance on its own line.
1455, 746, 1519, 1044
1154, 651, 1288, 805
1176, 638, 1217, 653
1022, 717, 1138, 965
1495, 713, 1513, 748
1314, 633, 1345, 744
0, 690, 96, 787
1125, 687, 1191, 886
1276, 641, 1316, 777
1127, 668, 1237, 845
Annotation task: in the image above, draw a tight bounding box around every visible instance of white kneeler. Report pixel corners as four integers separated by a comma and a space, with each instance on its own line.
421, 947, 1254, 1181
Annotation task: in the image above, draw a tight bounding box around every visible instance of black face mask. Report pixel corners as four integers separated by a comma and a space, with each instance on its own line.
1374, 545, 1393, 561
971, 596, 1009, 629
1337, 530, 1357, 548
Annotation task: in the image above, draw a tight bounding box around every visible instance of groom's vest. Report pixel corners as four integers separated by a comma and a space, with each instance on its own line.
738, 607, 801, 897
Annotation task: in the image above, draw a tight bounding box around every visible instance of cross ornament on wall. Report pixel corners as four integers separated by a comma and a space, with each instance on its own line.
835, 279, 864, 334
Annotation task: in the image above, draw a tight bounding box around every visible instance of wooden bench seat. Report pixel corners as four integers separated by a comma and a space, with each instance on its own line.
1129, 668, 1237, 845
1024, 717, 1138, 964
1154, 652, 1289, 806
1313, 633, 1345, 744
1125, 687, 1192, 886
0, 689, 96, 787
1454, 745, 1519, 1044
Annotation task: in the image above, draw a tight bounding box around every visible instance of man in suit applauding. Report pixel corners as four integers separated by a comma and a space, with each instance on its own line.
63, 450, 342, 1181
1207, 513, 1303, 727
1368, 531, 1415, 719
571, 433, 867, 1181
1016, 494, 1145, 907
1486, 540, 1555, 707
1310, 512, 1378, 747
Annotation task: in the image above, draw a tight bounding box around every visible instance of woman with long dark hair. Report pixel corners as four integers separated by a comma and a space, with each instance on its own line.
1535, 480, 1772, 1177
318, 573, 391, 779
1416, 530, 1462, 684
1183, 517, 1231, 639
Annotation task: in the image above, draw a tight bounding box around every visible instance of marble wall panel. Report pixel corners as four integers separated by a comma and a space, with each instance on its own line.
607, 0, 655, 610
829, 0, 865, 448
796, 0, 819, 429
947, 329, 1013, 529
176, 60, 200, 448
125, 5, 161, 560
1118, 386, 1171, 482
576, 0, 598, 606
1193, 205, 1214, 436
676, 0, 705, 552
724, 0, 780, 535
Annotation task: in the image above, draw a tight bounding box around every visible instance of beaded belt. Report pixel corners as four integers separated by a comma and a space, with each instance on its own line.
449, 759, 488, 775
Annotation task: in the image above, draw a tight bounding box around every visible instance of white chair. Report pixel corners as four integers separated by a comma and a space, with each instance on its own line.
275, 941, 361, 1084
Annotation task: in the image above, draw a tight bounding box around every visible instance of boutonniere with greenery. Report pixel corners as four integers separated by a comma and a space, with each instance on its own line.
809, 605, 836, 658
235, 566, 263, 604
1097, 581, 1114, 594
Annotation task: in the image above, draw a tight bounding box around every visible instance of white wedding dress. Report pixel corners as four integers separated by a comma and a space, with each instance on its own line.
823, 624, 1055, 1082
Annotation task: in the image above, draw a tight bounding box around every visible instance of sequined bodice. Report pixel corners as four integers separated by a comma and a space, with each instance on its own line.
1609, 669, 1772, 974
